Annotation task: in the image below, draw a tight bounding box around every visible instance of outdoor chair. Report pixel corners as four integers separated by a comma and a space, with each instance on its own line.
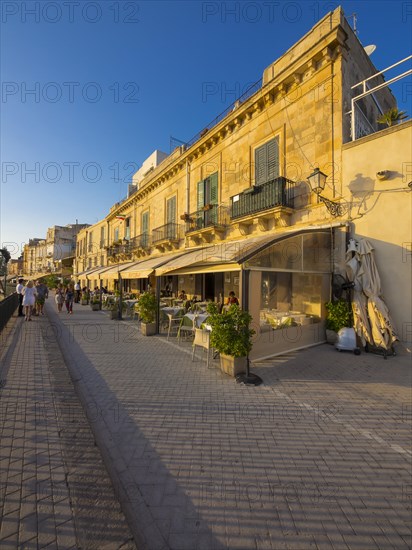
177, 314, 197, 342
192, 328, 211, 368
132, 303, 140, 321
167, 310, 184, 340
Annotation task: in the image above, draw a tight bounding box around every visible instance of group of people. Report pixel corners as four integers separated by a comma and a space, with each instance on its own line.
16, 279, 49, 321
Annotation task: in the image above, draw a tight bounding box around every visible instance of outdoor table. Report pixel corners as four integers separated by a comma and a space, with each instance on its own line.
124, 299, 139, 317
183, 312, 209, 328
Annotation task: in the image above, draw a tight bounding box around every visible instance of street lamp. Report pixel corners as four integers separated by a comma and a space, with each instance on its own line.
307, 168, 347, 217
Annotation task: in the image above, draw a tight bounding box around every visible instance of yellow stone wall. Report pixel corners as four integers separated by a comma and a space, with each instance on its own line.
342, 121, 412, 343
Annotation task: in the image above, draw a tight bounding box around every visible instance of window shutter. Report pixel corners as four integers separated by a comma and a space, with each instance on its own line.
142, 211, 149, 234
255, 144, 266, 185
209, 172, 218, 204
167, 196, 176, 224
197, 180, 204, 210
255, 138, 279, 185
267, 138, 279, 180
141, 211, 149, 247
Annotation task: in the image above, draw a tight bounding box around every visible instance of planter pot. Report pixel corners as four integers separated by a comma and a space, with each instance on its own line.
90, 303, 100, 311
325, 329, 338, 344
141, 322, 156, 336
219, 354, 247, 377
81, 300, 88, 305
110, 309, 119, 320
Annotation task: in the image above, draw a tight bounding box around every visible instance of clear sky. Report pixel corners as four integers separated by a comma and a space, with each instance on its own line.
1, 0, 411, 258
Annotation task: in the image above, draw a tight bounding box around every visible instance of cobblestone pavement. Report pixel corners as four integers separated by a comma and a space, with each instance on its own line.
0, 310, 136, 549
40, 298, 411, 550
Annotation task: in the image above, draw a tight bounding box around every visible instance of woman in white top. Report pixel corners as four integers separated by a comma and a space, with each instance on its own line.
22, 280, 37, 321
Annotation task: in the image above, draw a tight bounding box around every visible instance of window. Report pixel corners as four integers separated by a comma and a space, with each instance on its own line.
125, 218, 131, 241
255, 137, 279, 185
166, 196, 176, 224
100, 227, 105, 247
114, 227, 119, 242
141, 211, 149, 246
197, 172, 218, 210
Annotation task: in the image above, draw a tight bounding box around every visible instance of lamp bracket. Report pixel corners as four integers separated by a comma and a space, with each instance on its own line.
317, 194, 348, 217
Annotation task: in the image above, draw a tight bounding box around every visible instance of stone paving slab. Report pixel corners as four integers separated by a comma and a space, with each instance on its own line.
44, 298, 412, 550
0, 310, 136, 549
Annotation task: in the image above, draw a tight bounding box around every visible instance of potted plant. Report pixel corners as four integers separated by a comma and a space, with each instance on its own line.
90, 297, 101, 311
208, 304, 255, 377
325, 299, 353, 344
107, 300, 126, 320
81, 290, 89, 305
137, 291, 157, 336
376, 107, 408, 127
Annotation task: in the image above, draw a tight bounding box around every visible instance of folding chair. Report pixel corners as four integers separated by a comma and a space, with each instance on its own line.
192, 328, 211, 368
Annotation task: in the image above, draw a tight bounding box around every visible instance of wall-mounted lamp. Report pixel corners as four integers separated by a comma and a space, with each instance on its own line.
376, 170, 390, 181
307, 168, 346, 217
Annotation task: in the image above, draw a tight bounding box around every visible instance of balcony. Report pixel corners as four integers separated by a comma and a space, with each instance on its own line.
184, 204, 229, 243
107, 241, 132, 261
230, 176, 294, 231
152, 223, 181, 251
129, 234, 151, 257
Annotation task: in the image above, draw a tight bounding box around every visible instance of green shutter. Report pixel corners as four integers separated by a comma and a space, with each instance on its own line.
267, 138, 279, 180
209, 172, 218, 204
197, 180, 204, 211
141, 211, 149, 247
167, 196, 176, 224
255, 144, 266, 185
255, 138, 279, 185
142, 211, 149, 233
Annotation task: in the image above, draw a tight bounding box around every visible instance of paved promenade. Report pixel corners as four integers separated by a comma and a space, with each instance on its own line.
1, 296, 411, 549
0, 309, 136, 549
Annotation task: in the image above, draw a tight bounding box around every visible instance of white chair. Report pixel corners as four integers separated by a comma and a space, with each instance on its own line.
177, 314, 197, 342
192, 328, 211, 368
167, 311, 184, 340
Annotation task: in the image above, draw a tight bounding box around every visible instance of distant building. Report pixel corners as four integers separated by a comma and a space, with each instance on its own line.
23, 223, 89, 278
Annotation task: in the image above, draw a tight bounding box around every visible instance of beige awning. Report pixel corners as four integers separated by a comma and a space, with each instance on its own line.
76, 266, 104, 278
119, 251, 190, 279
98, 263, 136, 281
155, 234, 279, 276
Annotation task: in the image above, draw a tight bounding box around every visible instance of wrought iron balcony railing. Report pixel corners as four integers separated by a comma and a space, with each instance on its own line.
107, 242, 130, 257
129, 234, 151, 250
230, 176, 294, 220
184, 204, 229, 234
152, 223, 181, 244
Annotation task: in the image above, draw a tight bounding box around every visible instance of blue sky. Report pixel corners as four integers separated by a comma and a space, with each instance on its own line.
1, 0, 411, 258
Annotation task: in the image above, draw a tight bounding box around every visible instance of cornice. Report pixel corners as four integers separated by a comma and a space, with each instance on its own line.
108, 25, 347, 219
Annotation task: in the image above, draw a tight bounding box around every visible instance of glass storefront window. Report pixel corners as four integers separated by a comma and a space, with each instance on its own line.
259, 271, 328, 330
246, 231, 331, 272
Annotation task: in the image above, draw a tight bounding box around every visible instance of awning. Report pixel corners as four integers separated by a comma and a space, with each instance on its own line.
97, 263, 135, 281
76, 266, 104, 278
85, 265, 114, 280
155, 234, 281, 276
119, 251, 190, 279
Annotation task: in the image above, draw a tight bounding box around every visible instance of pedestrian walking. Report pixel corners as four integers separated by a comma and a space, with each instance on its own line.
22, 280, 37, 321
16, 278, 24, 316
74, 281, 81, 303
55, 284, 65, 313
65, 284, 74, 314
35, 280, 48, 316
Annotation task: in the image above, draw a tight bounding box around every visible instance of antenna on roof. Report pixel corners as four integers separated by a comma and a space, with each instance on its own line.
350, 13, 358, 36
